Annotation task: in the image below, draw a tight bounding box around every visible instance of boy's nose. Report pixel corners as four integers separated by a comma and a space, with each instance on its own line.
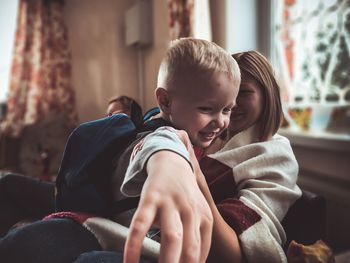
211, 113, 227, 129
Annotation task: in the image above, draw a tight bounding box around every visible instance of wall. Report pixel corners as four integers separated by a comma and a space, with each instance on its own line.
64, 0, 171, 120
209, 0, 226, 48
64, 0, 139, 122
142, 0, 169, 110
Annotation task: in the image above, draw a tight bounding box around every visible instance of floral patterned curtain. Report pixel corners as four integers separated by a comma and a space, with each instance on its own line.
0, 0, 77, 138
167, 0, 194, 40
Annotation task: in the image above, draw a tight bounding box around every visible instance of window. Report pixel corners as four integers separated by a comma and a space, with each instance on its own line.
271, 0, 350, 134
0, 0, 18, 103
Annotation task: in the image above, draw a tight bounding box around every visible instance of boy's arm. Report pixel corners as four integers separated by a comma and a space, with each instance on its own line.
163, 132, 242, 262
122, 128, 213, 263
120, 127, 193, 197
188, 143, 243, 263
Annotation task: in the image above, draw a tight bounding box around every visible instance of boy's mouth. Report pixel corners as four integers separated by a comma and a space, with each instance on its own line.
199, 131, 217, 141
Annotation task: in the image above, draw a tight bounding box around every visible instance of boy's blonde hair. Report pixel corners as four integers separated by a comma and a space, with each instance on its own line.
157, 38, 240, 92
232, 51, 283, 141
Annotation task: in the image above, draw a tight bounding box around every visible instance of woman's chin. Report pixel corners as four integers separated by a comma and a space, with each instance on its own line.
228, 124, 247, 137
230, 113, 245, 122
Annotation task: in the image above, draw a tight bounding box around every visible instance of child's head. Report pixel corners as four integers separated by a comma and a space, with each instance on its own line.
107, 95, 143, 127
230, 51, 283, 141
156, 38, 241, 148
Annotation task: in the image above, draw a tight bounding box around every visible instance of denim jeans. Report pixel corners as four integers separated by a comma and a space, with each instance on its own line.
0, 218, 156, 263
73, 250, 154, 263
0, 218, 101, 263
0, 173, 55, 237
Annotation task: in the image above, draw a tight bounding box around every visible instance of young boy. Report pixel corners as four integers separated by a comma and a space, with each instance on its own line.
118, 38, 240, 193
115, 38, 241, 263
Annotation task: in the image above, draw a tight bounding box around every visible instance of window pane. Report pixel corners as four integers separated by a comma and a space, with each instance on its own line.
272, 0, 350, 133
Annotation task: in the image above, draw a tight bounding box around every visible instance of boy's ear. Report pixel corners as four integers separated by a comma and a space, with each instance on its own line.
155, 87, 172, 114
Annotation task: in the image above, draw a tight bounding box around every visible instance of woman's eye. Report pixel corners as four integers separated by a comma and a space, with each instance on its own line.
239, 89, 254, 94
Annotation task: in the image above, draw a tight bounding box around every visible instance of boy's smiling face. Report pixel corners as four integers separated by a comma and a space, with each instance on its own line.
162, 71, 238, 148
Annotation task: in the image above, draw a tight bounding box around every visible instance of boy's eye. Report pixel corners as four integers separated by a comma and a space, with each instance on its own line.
198, 107, 212, 112
223, 107, 232, 114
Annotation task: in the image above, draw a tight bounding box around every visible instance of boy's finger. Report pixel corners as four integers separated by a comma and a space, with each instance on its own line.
180, 204, 201, 263
199, 212, 213, 263
158, 207, 182, 263
123, 205, 156, 263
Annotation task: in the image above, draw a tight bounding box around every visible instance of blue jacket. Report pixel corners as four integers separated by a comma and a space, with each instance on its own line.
55, 113, 170, 216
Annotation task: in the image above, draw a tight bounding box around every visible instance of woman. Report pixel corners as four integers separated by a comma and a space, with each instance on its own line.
192, 51, 302, 262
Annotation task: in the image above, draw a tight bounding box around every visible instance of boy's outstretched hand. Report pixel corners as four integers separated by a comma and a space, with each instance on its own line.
123, 133, 213, 263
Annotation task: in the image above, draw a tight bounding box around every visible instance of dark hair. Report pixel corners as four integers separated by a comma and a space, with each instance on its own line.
232, 51, 283, 141
108, 96, 143, 127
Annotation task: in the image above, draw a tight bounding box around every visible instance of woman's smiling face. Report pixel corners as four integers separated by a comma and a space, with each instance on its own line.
228, 72, 265, 136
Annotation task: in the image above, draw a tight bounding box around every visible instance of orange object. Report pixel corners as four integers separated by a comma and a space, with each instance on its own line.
287, 240, 335, 263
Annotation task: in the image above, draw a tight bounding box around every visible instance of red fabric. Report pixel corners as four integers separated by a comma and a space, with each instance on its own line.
43, 212, 94, 224
193, 146, 204, 161
217, 199, 261, 235
200, 156, 237, 203
200, 156, 261, 235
